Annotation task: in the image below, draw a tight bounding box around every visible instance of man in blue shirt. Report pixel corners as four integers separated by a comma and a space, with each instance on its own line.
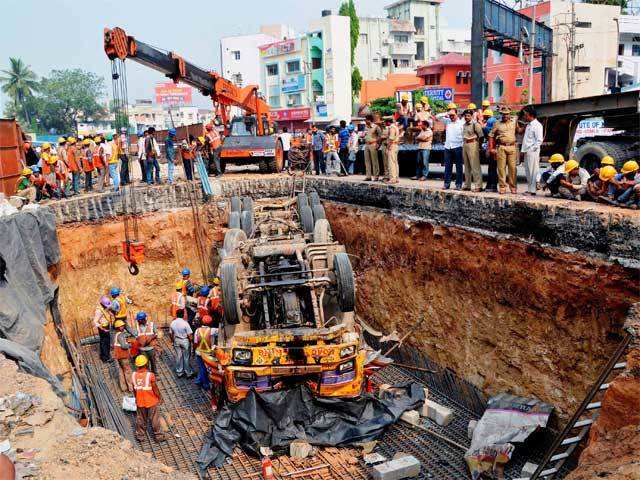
338, 120, 351, 176
165, 129, 176, 185
311, 126, 326, 175
481, 109, 498, 192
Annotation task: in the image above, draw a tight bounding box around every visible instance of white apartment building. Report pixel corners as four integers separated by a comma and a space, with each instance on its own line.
385, 0, 441, 64
127, 101, 212, 132
259, 12, 350, 129
615, 14, 640, 90
439, 28, 471, 55
220, 33, 278, 92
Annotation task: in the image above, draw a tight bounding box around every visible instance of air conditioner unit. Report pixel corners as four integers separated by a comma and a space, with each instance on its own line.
287, 98, 296, 106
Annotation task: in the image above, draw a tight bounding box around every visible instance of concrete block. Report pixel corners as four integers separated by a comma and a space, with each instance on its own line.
421, 399, 453, 426
371, 455, 421, 480
289, 439, 313, 459
400, 410, 420, 426
363, 452, 387, 466
520, 462, 538, 478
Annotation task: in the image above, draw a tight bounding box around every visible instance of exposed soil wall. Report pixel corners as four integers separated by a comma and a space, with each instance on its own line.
326, 202, 640, 416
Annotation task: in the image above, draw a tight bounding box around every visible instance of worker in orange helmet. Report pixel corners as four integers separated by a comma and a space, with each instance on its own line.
194, 315, 216, 390
204, 124, 222, 176
112, 319, 134, 392
132, 355, 166, 442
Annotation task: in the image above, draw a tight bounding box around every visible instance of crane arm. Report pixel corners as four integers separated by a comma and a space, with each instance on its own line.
104, 27, 271, 135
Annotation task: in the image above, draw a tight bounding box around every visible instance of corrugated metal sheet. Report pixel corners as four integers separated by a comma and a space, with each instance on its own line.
0, 119, 24, 197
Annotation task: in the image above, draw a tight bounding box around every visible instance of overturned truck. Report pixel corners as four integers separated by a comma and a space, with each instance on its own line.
203, 192, 365, 403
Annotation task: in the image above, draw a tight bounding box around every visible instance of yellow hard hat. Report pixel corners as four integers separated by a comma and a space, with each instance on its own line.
57, 137, 66, 144
114, 320, 125, 328
401, 94, 409, 101
482, 100, 491, 107
482, 109, 493, 117
197, 136, 205, 144
82, 139, 91, 145
175, 280, 184, 290
420, 96, 429, 104
135, 355, 148, 368
565, 159, 579, 173
67, 137, 77, 144
47, 155, 58, 164
467, 103, 477, 110
94, 136, 102, 143
549, 153, 565, 164
213, 277, 221, 285
41, 142, 51, 150
22, 167, 32, 176
447, 102, 457, 110
621, 160, 639, 174
599, 165, 617, 181
600, 155, 615, 166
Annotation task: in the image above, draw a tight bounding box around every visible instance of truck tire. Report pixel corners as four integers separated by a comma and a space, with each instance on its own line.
228, 211, 241, 229
223, 228, 246, 253
575, 141, 632, 172
241, 210, 253, 236
300, 205, 314, 233
230, 196, 242, 213
312, 204, 326, 223
221, 263, 242, 325
296, 193, 309, 215
220, 158, 227, 173
309, 191, 321, 206
258, 158, 270, 173
274, 139, 285, 172
241, 196, 253, 214
313, 219, 332, 243
333, 252, 355, 312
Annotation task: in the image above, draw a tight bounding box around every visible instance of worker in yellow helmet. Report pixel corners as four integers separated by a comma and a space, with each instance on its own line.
112, 319, 134, 392
447, 102, 457, 110
587, 165, 617, 202
538, 153, 566, 196
171, 280, 186, 319
467, 102, 477, 110
607, 160, 639, 207
397, 94, 410, 130
14, 167, 37, 204
558, 159, 589, 200
482, 100, 491, 108
132, 354, 166, 442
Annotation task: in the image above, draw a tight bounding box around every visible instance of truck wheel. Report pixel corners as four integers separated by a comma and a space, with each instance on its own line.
273, 140, 285, 172
314, 219, 332, 243
296, 193, 309, 215
228, 211, 241, 229
258, 158, 269, 173
230, 196, 242, 213
241, 210, 253, 236
575, 141, 632, 172
221, 263, 242, 325
300, 205, 314, 233
333, 252, 355, 312
223, 229, 247, 253
241, 196, 253, 214
309, 191, 321, 206
312, 204, 326, 223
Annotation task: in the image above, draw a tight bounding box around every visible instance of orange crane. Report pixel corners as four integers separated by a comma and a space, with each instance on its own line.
104, 27, 282, 173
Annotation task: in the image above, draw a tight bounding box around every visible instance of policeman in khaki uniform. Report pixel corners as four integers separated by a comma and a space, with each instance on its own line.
488, 106, 518, 194
461, 109, 484, 191
364, 115, 382, 181
386, 118, 400, 184
379, 121, 390, 180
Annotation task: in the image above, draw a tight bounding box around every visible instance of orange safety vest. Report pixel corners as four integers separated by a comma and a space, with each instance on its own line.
67, 146, 79, 172
195, 326, 212, 355
131, 370, 159, 408
170, 292, 184, 317
94, 146, 106, 169
196, 296, 210, 318
112, 331, 130, 360
136, 321, 154, 338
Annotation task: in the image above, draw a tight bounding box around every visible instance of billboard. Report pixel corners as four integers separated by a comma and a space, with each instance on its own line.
422, 87, 454, 102
155, 82, 193, 106
282, 75, 305, 93
259, 39, 301, 58
270, 107, 311, 121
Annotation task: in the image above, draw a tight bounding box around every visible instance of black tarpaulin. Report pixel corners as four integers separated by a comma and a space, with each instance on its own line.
197, 382, 425, 470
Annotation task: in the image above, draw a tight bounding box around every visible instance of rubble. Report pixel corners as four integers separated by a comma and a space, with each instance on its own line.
370, 454, 421, 480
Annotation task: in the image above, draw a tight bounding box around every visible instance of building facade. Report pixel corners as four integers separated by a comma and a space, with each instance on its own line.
615, 14, 640, 91
259, 13, 350, 130
220, 32, 279, 92
385, 0, 441, 64
439, 28, 471, 56
416, 53, 471, 105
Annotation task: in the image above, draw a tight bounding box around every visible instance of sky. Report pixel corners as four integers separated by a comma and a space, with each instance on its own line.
0, 0, 472, 110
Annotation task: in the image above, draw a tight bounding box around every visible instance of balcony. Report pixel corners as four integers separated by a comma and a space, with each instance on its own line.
390, 42, 417, 56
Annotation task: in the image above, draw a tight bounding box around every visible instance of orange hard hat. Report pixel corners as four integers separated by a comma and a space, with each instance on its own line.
205, 124, 213, 131
202, 315, 212, 325
23, 142, 31, 150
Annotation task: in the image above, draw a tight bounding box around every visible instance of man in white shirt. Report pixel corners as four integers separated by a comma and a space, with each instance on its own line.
521, 105, 544, 195
442, 107, 464, 189
170, 316, 194, 378
137, 131, 147, 183
278, 127, 292, 170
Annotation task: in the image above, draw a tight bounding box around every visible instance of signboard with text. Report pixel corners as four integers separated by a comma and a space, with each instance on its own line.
422, 87, 454, 102
282, 75, 306, 93
155, 82, 193, 106
259, 39, 301, 58
270, 107, 311, 121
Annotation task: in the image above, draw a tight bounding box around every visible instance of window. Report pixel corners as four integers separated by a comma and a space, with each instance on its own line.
515, 78, 524, 87
399, 59, 410, 68
492, 50, 503, 64
359, 33, 368, 44
416, 41, 425, 60
619, 43, 625, 55
382, 58, 389, 68
286, 60, 301, 73
287, 93, 302, 106
394, 34, 409, 43
312, 57, 322, 69
414, 16, 424, 35
633, 45, 640, 56
463, 74, 469, 84
232, 50, 241, 60
492, 78, 504, 100
456, 71, 463, 84
393, 59, 398, 68
269, 95, 280, 108
267, 64, 278, 76
232, 73, 243, 87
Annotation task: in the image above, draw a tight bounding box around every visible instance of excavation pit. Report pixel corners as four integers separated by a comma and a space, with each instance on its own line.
40, 177, 640, 479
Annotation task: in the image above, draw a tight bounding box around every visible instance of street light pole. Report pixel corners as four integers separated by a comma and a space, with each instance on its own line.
528, 2, 536, 104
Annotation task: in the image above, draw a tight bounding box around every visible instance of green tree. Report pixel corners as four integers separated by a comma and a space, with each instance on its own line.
31, 69, 106, 133
339, 0, 362, 101
0, 57, 39, 125
351, 67, 363, 100
369, 97, 397, 116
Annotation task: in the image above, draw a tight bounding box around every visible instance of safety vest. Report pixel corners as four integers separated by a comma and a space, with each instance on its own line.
94, 146, 105, 169
131, 370, 159, 408
195, 326, 212, 355
196, 296, 210, 318
96, 305, 112, 332
170, 292, 185, 317
113, 296, 128, 320
112, 331, 130, 360
67, 146, 79, 172
136, 321, 154, 338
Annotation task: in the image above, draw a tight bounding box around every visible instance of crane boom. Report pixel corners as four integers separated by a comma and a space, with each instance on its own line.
103, 27, 271, 135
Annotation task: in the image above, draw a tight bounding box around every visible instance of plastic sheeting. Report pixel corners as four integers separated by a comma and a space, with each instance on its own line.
197, 382, 425, 471
0, 209, 61, 390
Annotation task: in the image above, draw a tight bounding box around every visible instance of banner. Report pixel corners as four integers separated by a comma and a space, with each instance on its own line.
422, 87, 454, 102
282, 75, 306, 93
259, 39, 301, 58
270, 107, 311, 121
155, 82, 193, 106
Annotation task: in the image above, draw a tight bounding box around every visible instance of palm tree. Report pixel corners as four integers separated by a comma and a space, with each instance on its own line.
0, 57, 39, 125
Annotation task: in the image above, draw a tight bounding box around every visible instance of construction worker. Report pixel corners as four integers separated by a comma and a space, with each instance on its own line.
113, 320, 134, 392
194, 315, 216, 390
29, 165, 49, 201
94, 295, 113, 362
462, 109, 484, 191
386, 118, 400, 184
587, 165, 617, 201
135, 311, 158, 373
66, 137, 80, 195
181, 268, 197, 326
106, 133, 120, 192
170, 281, 186, 319
363, 115, 381, 182
196, 286, 213, 325
110, 287, 132, 323
608, 160, 639, 205
170, 309, 194, 378
488, 106, 518, 194
165, 129, 176, 185
558, 159, 589, 200
396, 94, 410, 130
205, 124, 222, 176
15, 168, 37, 204
81, 138, 95, 192
93, 136, 107, 192
131, 355, 166, 442
539, 153, 566, 196
40, 142, 53, 181
118, 128, 131, 186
